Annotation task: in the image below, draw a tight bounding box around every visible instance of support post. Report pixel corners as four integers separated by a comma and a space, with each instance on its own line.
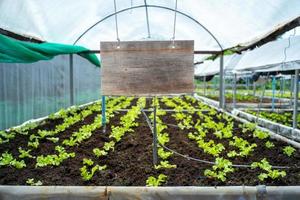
69, 54, 74, 106
293, 69, 299, 129
203, 76, 206, 96
233, 73, 237, 109
272, 76, 276, 111
102, 95, 106, 133
290, 75, 294, 105
152, 98, 158, 165
253, 81, 256, 96
280, 76, 284, 97
219, 54, 225, 109
246, 76, 249, 93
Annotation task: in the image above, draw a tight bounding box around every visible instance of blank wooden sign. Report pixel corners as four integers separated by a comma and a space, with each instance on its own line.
101, 40, 194, 96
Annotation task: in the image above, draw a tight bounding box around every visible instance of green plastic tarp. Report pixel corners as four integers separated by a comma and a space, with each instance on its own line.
0, 34, 100, 67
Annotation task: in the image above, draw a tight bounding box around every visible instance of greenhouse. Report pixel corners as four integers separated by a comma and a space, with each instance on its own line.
1, 0, 300, 199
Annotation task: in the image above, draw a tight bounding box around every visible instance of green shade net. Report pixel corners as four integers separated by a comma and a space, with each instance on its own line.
0, 34, 100, 67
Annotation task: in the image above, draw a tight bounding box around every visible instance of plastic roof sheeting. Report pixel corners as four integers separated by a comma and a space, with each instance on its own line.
0, 0, 299, 51
234, 35, 300, 72
194, 54, 242, 76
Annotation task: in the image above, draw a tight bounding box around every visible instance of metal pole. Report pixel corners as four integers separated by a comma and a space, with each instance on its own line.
102, 95, 106, 133
219, 54, 224, 109
253, 81, 256, 96
233, 73, 237, 109
293, 69, 299, 129
153, 98, 158, 165
272, 76, 276, 111
69, 54, 74, 106
204, 76, 206, 96
280, 76, 284, 97
291, 75, 294, 102
214, 77, 217, 95
283, 77, 285, 96
246, 76, 249, 93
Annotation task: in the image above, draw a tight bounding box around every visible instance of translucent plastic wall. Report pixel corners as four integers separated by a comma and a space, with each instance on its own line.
0, 55, 100, 130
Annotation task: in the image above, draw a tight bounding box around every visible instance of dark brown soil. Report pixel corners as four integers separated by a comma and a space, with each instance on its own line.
0, 98, 300, 186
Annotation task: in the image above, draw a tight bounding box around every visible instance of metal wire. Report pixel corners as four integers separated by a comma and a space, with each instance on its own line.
141, 107, 291, 169
73, 4, 223, 51
144, 0, 151, 38
113, 0, 120, 43
171, 0, 178, 47
282, 28, 296, 70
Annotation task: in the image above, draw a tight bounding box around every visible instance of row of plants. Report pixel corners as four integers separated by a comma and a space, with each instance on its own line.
0, 96, 133, 184
146, 98, 176, 186
160, 96, 294, 182
81, 97, 145, 181
246, 110, 300, 128
0, 95, 299, 186
63, 97, 133, 147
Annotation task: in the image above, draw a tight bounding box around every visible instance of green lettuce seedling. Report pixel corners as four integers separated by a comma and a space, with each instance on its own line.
154, 161, 176, 170
93, 148, 108, 157
265, 141, 275, 149
146, 174, 167, 186
283, 146, 296, 157
26, 178, 43, 186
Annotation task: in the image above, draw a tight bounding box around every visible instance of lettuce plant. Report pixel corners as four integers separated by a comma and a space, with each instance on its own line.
0, 152, 26, 169
204, 157, 234, 182
146, 174, 167, 186
18, 147, 33, 158
283, 146, 296, 157
265, 141, 275, 149
35, 146, 75, 167
251, 158, 286, 181
26, 178, 43, 186
93, 148, 108, 157
158, 148, 173, 160
80, 158, 107, 181
154, 161, 176, 170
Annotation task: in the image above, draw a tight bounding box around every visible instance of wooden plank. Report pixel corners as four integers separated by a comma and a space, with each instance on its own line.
101, 40, 194, 96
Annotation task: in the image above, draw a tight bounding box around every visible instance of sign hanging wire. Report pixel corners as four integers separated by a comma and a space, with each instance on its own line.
113, 0, 120, 48
172, 0, 178, 48
144, 0, 151, 38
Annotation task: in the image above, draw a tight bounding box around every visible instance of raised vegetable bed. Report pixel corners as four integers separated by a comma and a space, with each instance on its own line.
0, 96, 299, 186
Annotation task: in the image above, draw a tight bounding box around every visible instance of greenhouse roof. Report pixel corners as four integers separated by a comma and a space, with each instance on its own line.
0, 0, 299, 52
234, 35, 300, 72
195, 34, 300, 76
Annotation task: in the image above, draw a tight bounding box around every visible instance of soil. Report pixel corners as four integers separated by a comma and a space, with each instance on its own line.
0, 98, 300, 186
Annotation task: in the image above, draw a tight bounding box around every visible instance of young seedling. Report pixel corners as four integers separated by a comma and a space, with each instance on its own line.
265, 141, 275, 149
26, 178, 43, 186
18, 147, 34, 158
204, 157, 234, 182
146, 174, 167, 186
93, 148, 108, 157
154, 161, 176, 170
251, 158, 286, 181
283, 146, 296, 157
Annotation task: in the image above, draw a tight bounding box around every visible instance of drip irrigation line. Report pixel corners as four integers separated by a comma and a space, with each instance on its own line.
141, 108, 292, 169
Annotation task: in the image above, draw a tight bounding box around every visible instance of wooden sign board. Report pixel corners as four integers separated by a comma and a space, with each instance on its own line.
100, 40, 194, 96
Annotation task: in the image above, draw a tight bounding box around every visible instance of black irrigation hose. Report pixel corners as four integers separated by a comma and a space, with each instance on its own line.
141, 109, 292, 169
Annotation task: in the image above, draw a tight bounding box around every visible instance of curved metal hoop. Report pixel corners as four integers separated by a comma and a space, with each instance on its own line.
73, 4, 223, 51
